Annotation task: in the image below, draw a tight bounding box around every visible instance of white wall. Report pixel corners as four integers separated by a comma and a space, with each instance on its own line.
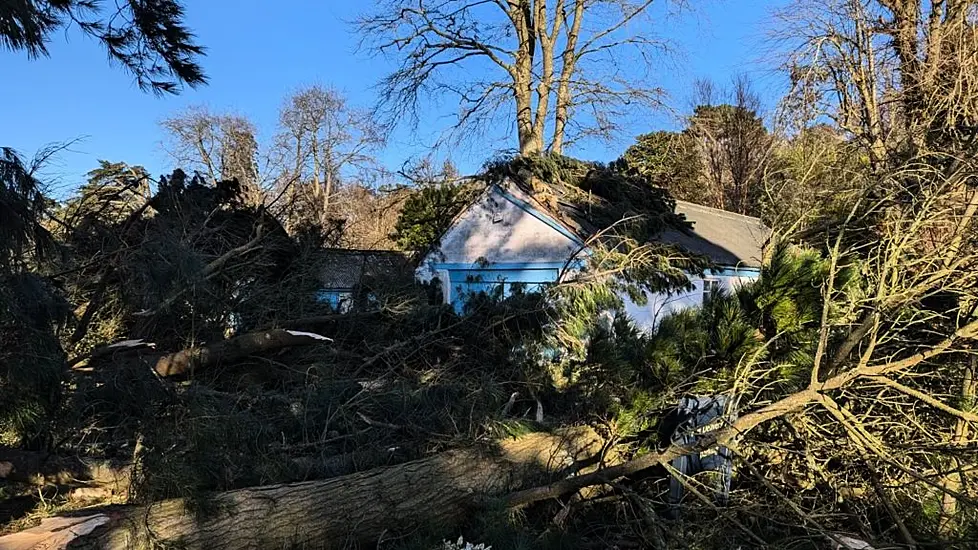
416, 184, 582, 301
416, 182, 761, 324
621, 271, 758, 333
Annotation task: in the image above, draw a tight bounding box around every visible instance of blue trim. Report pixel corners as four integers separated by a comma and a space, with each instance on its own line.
432, 260, 583, 271
316, 289, 352, 309
495, 186, 586, 246
450, 268, 561, 284
708, 267, 761, 277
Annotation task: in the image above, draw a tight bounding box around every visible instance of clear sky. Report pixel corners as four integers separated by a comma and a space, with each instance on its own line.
0, 0, 788, 197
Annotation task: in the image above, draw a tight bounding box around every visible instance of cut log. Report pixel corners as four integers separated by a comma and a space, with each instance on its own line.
0, 427, 605, 549
153, 329, 331, 377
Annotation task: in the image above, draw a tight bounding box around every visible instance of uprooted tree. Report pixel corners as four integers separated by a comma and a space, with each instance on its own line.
5, 133, 978, 548
5, 1, 978, 548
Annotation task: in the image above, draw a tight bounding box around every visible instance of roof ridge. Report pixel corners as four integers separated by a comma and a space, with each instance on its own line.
496, 179, 589, 242
674, 200, 766, 224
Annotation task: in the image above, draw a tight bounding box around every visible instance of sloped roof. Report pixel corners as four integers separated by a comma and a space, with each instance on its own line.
503, 179, 769, 269
659, 201, 769, 268
318, 249, 412, 289
435, 176, 769, 270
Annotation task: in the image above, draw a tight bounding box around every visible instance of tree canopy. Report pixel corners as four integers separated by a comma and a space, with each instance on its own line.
0, 0, 206, 93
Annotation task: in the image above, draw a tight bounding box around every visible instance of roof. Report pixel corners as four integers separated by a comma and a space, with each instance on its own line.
318, 249, 412, 289
660, 201, 769, 269
500, 179, 769, 269
432, 175, 769, 270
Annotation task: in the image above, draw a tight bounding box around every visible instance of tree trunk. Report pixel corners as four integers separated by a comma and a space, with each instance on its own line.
512, 1, 542, 155
0, 428, 605, 549
153, 328, 331, 377
550, 0, 584, 155
939, 359, 976, 534
0, 445, 407, 499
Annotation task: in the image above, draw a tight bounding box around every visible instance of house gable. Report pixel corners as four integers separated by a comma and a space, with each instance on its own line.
418, 184, 583, 275
417, 183, 584, 307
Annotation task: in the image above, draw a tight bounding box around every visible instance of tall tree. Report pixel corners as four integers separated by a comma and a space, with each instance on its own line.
0, 0, 205, 94
392, 158, 473, 254
359, 0, 670, 155
618, 130, 705, 204
683, 78, 773, 216
778, 0, 978, 168
60, 161, 151, 228
273, 85, 384, 232
618, 77, 773, 217
161, 107, 263, 206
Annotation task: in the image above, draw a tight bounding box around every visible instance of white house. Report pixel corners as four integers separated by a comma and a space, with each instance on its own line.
416, 179, 769, 331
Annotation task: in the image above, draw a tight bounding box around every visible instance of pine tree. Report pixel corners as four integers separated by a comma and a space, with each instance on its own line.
0, 0, 205, 93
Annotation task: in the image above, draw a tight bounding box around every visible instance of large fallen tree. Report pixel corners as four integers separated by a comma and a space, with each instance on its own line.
0, 427, 606, 549
8, 314, 977, 549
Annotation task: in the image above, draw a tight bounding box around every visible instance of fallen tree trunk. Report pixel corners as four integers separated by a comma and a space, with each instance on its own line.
153, 328, 332, 377
74, 329, 334, 375
0, 427, 604, 549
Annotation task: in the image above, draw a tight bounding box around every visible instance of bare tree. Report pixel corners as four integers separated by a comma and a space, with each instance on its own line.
358, 0, 672, 155
776, 0, 978, 169
160, 106, 263, 205
684, 77, 774, 216
272, 85, 385, 231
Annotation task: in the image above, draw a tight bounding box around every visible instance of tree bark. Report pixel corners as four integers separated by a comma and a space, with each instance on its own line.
0, 446, 408, 499
152, 328, 331, 377
512, 1, 542, 155
550, 0, 584, 154
0, 427, 605, 549
939, 358, 976, 534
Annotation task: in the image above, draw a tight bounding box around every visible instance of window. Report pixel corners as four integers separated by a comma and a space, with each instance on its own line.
702, 279, 720, 305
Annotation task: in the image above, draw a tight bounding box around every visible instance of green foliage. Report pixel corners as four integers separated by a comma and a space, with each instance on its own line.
0, 149, 68, 446
484, 152, 692, 242
739, 241, 859, 387
0, 274, 71, 445
81, 161, 150, 211
59, 161, 151, 227
0, 148, 55, 270
618, 131, 705, 204
0, 0, 206, 93
618, 100, 772, 217
562, 243, 855, 460
393, 180, 482, 254
74, 169, 303, 348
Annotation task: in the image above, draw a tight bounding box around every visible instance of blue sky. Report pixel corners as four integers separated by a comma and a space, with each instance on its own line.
0, 0, 788, 197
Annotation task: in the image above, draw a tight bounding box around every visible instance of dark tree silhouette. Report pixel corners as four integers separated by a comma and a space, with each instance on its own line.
0, 0, 206, 93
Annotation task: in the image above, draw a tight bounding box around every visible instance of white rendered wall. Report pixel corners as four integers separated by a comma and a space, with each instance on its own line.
416, 184, 582, 304
621, 271, 758, 333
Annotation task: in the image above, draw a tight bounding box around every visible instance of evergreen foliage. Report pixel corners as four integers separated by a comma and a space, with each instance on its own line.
0, 149, 68, 446
484, 153, 692, 242
618, 131, 705, 204
392, 179, 482, 254
0, 148, 54, 270
58, 161, 151, 229
0, 0, 206, 93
